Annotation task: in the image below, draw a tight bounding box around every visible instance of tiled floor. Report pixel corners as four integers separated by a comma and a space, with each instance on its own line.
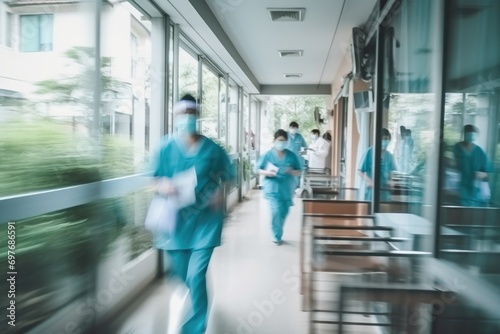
112, 190, 308, 334
111, 190, 380, 334
205, 191, 308, 334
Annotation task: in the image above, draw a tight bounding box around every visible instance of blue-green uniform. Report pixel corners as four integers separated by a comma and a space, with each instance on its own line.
358, 146, 396, 201
286, 132, 307, 186
453, 143, 492, 207
257, 149, 302, 241
154, 135, 233, 334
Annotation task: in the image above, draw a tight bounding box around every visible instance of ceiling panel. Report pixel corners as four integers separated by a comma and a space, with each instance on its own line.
206, 0, 377, 86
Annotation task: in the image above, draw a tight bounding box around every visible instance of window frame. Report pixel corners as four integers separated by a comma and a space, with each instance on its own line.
19, 13, 54, 52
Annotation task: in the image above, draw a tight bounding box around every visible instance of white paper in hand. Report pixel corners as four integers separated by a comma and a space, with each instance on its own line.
171, 167, 198, 208
265, 162, 279, 174
144, 167, 197, 234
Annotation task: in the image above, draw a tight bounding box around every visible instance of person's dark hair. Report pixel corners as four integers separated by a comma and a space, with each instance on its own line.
311, 129, 320, 136
274, 129, 288, 140
382, 128, 391, 140
464, 124, 478, 133
177, 93, 198, 115
289, 121, 299, 128
323, 131, 332, 141
181, 94, 196, 103
406, 129, 412, 136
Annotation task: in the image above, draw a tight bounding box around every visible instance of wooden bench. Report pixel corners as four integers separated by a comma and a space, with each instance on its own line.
307, 224, 429, 333
301, 200, 371, 294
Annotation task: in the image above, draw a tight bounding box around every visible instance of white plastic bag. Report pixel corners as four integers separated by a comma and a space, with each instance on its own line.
144, 196, 178, 234
476, 180, 491, 201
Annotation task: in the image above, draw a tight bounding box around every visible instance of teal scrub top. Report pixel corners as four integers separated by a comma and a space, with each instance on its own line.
453, 143, 491, 205
257, 148, 302, 204
358, 146, 396, 201
286, 132, 307, 166
153, 136, 234, 250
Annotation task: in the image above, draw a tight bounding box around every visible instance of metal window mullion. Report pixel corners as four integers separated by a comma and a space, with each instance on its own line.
198, 54, 203, 106
225, 73, 229, 147
93, 0, 102, 150
372, 26, 385, 214
237, 86, 243, 200
432, 0, 448, 259
247, 94, 251, 153
256, 100, 261, 156
162, 16, 170, 136
172, 23, 180, 106
217, 75, 221, 139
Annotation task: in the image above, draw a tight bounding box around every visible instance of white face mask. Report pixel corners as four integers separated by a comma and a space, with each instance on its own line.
310, 134, 318, 141
274, 141, 286, 151
289, 128, 298, 135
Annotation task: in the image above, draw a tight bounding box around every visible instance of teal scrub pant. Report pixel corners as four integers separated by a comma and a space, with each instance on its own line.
167, 248, 214, 334
268, 198, 291, 241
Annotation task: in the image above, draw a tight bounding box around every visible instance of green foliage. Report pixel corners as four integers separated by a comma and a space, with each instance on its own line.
34, 47, 127, 126
271, 96, 328, 135
243, 157, 251, 181
0, 115, 149, 332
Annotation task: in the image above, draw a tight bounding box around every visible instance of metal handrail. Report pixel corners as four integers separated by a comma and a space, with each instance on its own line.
0, 173, 152, 223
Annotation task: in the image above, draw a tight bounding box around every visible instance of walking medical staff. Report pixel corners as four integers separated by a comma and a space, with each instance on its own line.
306, 129, 331, 170
287, 121, 307, 158
257, 129, 302, 245
286, 121, 307, 189
358, 128, 397, 201
153, 94, 234, 334
453, 124, 492, 207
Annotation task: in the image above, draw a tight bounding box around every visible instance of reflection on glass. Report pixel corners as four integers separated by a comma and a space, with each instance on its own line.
439, 0, 500, 283
373, 0, 436, 224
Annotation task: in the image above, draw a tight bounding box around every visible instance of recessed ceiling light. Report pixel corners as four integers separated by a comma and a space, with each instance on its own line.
268, 8, 305, 22
278, 50, 303, 57
284, 73, 302, 78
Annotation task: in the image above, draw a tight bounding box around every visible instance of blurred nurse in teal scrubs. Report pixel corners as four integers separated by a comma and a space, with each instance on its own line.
257, 129, 302, 245
153, 94, 234, 334
358, 128, 397, 201
453, 124, 492, 207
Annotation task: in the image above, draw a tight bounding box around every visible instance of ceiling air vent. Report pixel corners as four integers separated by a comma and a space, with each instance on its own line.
268, 8, 305, 22
284, 73, 302, 78
278, 50, 303, 57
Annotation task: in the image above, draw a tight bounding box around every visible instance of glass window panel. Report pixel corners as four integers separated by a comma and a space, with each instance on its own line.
250, 98, 257, 151
242, 91, 249, 152
39, 14, 53, 51
439, 0, 500, 281
6, 11, 13, 48
368, 0, 437, 232
227, 79, 238, 154
201, 63, 219, 139
0, 2, 97, 197
20, 15, 40, 52
20, 14, 53, 52
219, 76, 227, 145
100, 1, 155, 176
179, 45, 198, 99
